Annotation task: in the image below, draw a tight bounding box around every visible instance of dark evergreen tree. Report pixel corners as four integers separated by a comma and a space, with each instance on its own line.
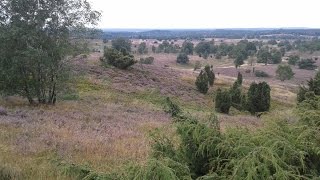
215, 88, 231, 114
247, 82, 271, 114
230, 82, 242, 108
237, 72, 243, 85
195, 70, 209, 94
204, 65, 215, 86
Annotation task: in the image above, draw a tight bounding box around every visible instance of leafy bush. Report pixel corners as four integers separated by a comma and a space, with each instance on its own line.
139, 56, 154, 64
215, 88, 232, 114
111, 38, 132, 54
276, 64, 294, 81
138, 42, 148, 54
176, 53, 189, 64
181, 41, 194, 55
103, 48, 136, 69
195, 70, 209, 94
298, 59, 317, 70
255, 70, 269, 77
288, 55, 300, 65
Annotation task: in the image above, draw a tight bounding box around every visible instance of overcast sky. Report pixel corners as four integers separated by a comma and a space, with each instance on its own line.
89, 0, 319, 29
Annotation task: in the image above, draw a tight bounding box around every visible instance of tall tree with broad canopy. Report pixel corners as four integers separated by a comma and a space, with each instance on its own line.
0, 0, 101, 104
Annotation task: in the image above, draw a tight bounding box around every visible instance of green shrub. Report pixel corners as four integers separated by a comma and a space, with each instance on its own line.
236, 72, 243, 85
247, 82, 271, 114
288, 55, 300, 65
176, 53, 189, 64
125, 100, 320, 179
215, 88, 232, 114
139, 56, 154, 64
276, 64, 294, 81
230, 81, 242, 109
298, 59, 317, 70
0, 166, 21, 180
164, 97, 181, 117
255, 70, 269, 77
103, 48, 136, 69
204, 65, 215, 86
195, 70, 209, 94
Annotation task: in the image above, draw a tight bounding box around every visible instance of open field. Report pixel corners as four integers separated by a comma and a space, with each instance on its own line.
0, 38, 317, 179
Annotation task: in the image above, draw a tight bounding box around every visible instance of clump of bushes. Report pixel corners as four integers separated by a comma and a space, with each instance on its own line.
176, 53, 189, 64
255, 70, 269, 77
123, 97, 320, 179
102, 48, 136, 69
298, 58, 317, 70
139, 56, 154, 64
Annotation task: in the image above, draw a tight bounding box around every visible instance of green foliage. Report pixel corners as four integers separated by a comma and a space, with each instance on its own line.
297, 72, 320, 102
125, 97, 320, 180
138, 42, 148, 54
309, 71, 320, 95
139, 56, 154, 64
247, 82, 271, 114
288, 55, 300, 65
257, 47, 271, 65
229, 82, 242, 109
215, 88, 232, 114
270, 49, 282, 64
103, 48, 136, 69
125, 158, 192, 180
298, 59, 317, 70
181, 41, 194, 55
204, 65, 215, 86
0, 166, 22, 180
176, 53, 189, 64
297, 95, 320, 126
195, 41, 213, 59
255, 70, 270, 77
157, 40, 179, 54
111, 38, 132, 54
0, 0, 100, 104
195, 70, 209, 94
164, 97, 181, 117
276, 64, 294, 81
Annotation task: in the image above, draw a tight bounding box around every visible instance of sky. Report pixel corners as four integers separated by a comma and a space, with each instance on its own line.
89, 0, 319, 29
